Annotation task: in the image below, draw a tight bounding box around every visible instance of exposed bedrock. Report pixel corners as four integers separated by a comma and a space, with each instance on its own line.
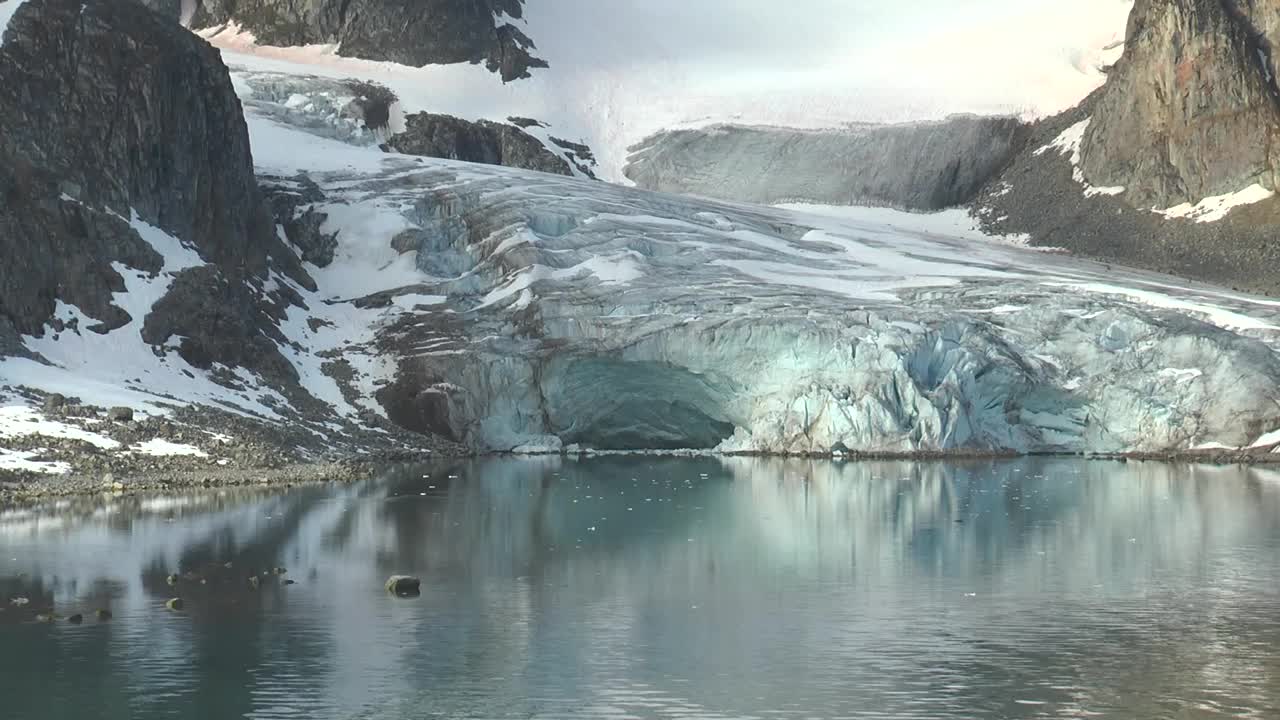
0, 0, 308, 383
182, 0, 545, 82
387, 113, 577, 176
1078, 0, 1280, 208
623, 115, 1027, 210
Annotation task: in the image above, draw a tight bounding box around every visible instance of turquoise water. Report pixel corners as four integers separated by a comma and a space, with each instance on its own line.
1, 457, 1279, 719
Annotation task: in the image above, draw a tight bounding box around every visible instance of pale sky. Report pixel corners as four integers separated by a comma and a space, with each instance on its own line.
524, 0, 1135, 120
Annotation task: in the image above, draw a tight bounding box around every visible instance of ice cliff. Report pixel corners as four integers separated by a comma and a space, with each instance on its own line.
624, 117, 1027, 211
238, 90, 1280, 455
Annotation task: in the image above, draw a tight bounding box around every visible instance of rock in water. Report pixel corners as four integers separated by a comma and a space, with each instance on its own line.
95, 609, 112, 621
385, 576, 421, 596
67, 613, 83, 624
166, 573, 179, 586
165, 598, 184, 611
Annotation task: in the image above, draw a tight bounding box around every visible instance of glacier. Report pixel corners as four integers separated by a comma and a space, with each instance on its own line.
9, 61, 1280, 460
220, 77, 1280, 456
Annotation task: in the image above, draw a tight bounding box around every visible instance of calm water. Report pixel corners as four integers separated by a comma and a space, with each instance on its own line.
1, 457, 1279, 719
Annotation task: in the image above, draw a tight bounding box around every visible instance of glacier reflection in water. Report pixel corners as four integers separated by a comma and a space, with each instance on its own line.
1, 457, 1279, 719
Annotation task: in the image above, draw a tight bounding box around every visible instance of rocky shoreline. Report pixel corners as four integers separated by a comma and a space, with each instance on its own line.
6, 445, 1280, 506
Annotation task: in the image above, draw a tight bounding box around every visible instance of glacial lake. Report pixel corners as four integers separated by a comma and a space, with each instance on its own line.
1, 457, 1279, 719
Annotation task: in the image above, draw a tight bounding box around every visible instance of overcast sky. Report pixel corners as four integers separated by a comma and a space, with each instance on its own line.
524, 0, 1135, 120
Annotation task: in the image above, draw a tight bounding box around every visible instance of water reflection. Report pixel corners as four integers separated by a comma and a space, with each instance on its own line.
1, 458, 1278, 719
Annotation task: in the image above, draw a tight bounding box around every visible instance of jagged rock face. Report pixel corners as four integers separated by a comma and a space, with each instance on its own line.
0, 0, 276, 333
0, 0, 314, 393
623, 116, 1027, 211
1079, 0, 1280, 207
188, 0, 545, 82
387, 113, 573, 175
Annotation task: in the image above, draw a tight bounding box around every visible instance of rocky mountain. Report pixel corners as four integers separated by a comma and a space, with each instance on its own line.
0, 0, 449, 481
170, 0, 545, 82
1079, 0, 1280, 208
975, 0, 1280, 294
11, 0, 1280, 481
0, 0, 302, 372
624, 116, 1027, 211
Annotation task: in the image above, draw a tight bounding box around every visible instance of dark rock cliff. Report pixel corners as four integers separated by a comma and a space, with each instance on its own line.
387, 112, 576, 176
0, 0, 306, 381
186, 0, 545, 82
623, 116, 1028, 211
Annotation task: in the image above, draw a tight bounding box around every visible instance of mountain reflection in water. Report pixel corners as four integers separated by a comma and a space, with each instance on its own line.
1, 457, 1278, 719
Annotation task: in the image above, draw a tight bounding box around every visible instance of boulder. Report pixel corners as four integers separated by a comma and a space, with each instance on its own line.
385, 575, 421, 595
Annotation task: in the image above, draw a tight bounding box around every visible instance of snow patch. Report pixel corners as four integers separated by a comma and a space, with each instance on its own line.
0, 448, 70, 475
0, 406, 120, 449
2, 209, 288, 419
1156, 368, 1203, 384
1154, 184, 1275, 223
1250, 427, 1280, 448
128, 439, 208, 457
1034, 118, 1126, 197
1044, 282, 1279, 332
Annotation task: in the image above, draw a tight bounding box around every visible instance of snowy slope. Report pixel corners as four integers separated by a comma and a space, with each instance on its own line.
198, 0, 1133, 182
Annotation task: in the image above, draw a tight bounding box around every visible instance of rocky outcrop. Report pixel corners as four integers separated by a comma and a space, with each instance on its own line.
0, 0, 307, 381
1, 0, 257, 330
623, 116, 1027, 211
387, 113, 574, 176
1077, 0, 1280, 207
975, 0, 1280, 293
976, 95, 1280, 294
186, 0, 545, 82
